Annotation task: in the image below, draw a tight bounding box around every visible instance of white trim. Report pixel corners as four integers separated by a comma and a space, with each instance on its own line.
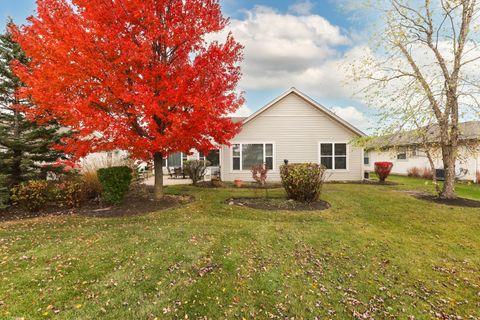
318, 142, 349, 171
241, 87, 366, 137
230, 142, 276, 173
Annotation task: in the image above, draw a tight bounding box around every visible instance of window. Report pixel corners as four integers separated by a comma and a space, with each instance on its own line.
205, 150, 220, 166
232, 143, 274, 171
199, 150, 220, 166
167, 153, 182, 168
364, 152, 370, 165
320, 143, 348, 170
397, 148, 407, 160
182, 153, 188, 165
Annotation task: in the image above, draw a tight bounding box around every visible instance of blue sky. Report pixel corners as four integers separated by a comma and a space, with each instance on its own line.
0, 0, 374, 131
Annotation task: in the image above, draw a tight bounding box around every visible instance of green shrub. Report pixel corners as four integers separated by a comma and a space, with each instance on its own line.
280, 163, 326, 203
97, 166, 133, 204
11, 180, 54, 212
184, 160, 210, 186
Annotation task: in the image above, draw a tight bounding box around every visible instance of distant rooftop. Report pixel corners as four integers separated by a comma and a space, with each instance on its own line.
367, 121, 480, 149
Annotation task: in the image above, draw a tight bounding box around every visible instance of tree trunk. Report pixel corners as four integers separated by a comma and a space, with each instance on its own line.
153, 152, 164, 200
440, 146, 456, 199
425, 148, 441, 195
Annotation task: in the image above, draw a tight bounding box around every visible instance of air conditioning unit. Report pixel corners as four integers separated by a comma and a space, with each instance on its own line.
436, 169, 445, 181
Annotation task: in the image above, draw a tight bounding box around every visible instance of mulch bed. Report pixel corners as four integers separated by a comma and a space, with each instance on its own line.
327, 179, 400, 186
0, 185, 193, 222
227, 197, 330, 211
197, 181, 284, 189
414, 194, 480, 208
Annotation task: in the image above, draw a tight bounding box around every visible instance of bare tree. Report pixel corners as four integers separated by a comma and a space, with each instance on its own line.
353, 0, 480, 199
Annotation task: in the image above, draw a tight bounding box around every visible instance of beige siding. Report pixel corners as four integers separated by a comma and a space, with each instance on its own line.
365, 146, 480, 182
220, 93, 364, 182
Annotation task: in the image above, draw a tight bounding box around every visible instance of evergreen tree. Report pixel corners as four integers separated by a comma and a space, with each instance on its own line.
0, 24, 66, 187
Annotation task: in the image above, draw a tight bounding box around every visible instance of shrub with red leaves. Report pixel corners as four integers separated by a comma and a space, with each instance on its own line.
251, 163, 268, 186
374, 162, 394, 182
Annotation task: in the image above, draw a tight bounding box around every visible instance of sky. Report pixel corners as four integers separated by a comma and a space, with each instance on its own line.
0, 0, 374, 132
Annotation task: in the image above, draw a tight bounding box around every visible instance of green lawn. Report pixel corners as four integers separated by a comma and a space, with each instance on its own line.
1, 178, 479, 319
388, 174, 480, 201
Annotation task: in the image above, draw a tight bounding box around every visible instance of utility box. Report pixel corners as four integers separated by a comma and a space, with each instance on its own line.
436, 169, 445, 181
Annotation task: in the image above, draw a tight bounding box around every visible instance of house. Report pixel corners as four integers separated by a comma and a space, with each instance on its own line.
364, 121, 480, 182
214, 88, 366, 182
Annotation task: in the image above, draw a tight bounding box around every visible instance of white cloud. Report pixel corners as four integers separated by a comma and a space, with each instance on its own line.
331, 106, 371, 131
230, 104, 253, 117
288, 1, 315, 15
211, 6, 361, 100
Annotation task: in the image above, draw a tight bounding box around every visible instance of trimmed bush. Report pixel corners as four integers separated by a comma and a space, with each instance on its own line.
97, 166, 133, 204
55, 177, 87, 208
374, 162, 394, 182
11, 180, 54, 212
280, 163, 326, 203
184, 160, 210, 186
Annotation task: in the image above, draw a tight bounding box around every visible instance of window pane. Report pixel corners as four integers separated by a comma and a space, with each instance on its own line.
233, 157, 240, 170
168, 152, 182, 167
335, 156, 347, 169
321, 157, 332, 169
321, 144, 333, 156
206, 150, 220, 166
265, 157, 273, 170
242, 144, 264, 170
232, 144, 240, 157
335, 143, 347, 156
265, 144, 273, 157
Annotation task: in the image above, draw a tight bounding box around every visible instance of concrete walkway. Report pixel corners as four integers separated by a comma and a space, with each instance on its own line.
144, 176, 193, 186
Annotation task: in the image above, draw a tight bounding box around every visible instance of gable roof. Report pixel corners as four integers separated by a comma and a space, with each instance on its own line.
240, 87, 366, 137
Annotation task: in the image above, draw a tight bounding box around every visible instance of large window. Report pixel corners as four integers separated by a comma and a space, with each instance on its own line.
232, 143, 274, 171
199, 150, 220, 166
166, 152, 182, 168
320, 143, 347, 170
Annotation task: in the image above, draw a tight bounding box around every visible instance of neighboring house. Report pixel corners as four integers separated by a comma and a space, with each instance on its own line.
364, 121, 480, 182
218, 88, 366, 182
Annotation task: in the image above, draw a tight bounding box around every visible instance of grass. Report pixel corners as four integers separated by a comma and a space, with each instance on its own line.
388, 174, 480, 200
0, 177, 479, 319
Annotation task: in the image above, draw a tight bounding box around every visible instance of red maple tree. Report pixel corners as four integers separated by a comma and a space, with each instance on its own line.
11, 0, 243, 198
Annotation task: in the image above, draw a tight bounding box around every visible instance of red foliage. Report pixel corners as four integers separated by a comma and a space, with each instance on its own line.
374, 162, 393, 182
48, 159, 80, 172
10, 0, 243, 162
251, 163, 268, 186
407, 166, 420, 178
422, 167, 433, 180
